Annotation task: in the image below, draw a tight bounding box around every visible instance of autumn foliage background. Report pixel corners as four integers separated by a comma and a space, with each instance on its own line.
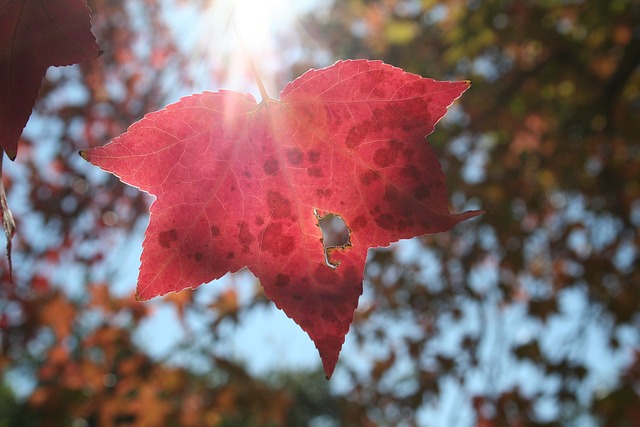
1, 0, 640, 426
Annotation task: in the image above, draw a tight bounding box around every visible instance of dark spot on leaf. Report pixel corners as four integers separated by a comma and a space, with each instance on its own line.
286, 148, 303, 165
308, 150, 321, 164
397, 220, 408, 232
210, 226, 220, 237
414, 184, 430, 200
402, 122, 417, 132
373, 139, 402, 168
315, 264, 336, 285
402, 147, 415, 159
374, 213, 395, 230
226, 251, 235, 259
401, 166, 420, 180
267, 191, 285, 207
319, 292, 342, 304
261, 223, 294, 256
307, 166, 323, 177
297, 104, 316, 121
344, 266, 360, 285
360, 170, 380, 186
372, 107, 400, 127
194, 252, 204, 262
263, 158, 279, 175
255, 216, 264, 226
316, 188, 332, 198
275, 274, 290, 288
383, 185, 399, 202
350, 215, 368, 232
292, 293, 302, 301
238, 221, 255, 253
346, 125, 370, 149
321, 308, 338, 322
267, 191, 293, 219
159, 229, 178, 248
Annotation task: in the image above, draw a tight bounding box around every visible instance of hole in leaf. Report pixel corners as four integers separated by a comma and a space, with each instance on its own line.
315, 210, 351, 269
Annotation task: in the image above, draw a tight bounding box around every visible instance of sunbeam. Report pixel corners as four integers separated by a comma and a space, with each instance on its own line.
175, 0, 319, 99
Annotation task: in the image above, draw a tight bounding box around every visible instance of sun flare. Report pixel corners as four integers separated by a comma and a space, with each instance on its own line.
184, 0, 318, 100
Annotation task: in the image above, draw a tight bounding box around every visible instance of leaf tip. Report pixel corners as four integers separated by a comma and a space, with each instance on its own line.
4, 149, 17, 162
321, 355, 338, 380
78, 150, 90, 161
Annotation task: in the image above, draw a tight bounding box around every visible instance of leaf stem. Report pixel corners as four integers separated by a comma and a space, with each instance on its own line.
232, 20, 270, 102
0, 154, 15, 282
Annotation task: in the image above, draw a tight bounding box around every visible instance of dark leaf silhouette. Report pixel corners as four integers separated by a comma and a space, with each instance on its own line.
0, 0, 100, 160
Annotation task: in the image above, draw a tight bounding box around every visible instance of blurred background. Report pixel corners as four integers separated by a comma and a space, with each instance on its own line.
1, 0, 639, 426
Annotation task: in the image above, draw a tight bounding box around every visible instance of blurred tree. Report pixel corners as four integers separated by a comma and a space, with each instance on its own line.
294, 0, 640, 425
1, 0, 639, 426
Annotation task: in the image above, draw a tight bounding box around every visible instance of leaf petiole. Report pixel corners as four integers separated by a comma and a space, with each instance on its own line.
232, 20, 271, 103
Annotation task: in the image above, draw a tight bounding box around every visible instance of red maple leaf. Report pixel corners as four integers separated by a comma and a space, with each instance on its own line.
0, 0, 100, 160
81, 60, 483, 378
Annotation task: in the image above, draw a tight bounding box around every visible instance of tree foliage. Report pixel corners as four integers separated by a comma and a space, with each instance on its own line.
1, 0, 639, 426
296, 0, 640, 425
